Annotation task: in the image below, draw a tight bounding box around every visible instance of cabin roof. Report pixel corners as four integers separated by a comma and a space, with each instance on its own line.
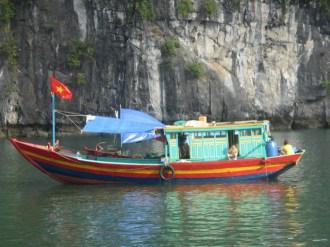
164, 120, 269, 132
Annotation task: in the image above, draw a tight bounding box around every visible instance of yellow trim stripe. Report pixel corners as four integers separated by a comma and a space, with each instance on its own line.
165, 121, 268, 131
23, 150, 287, 176
23, 150, 159, 175
175, 164, 284, 175
240, 140, 263, 143
191, 143, 227, 146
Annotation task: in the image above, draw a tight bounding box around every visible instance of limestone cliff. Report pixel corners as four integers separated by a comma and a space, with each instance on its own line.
1, 0, 330, 135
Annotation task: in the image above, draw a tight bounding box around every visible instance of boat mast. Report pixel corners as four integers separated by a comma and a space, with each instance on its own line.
119, 104, 122, 148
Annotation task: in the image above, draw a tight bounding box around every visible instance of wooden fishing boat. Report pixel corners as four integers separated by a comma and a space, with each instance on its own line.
10, 76, 304, 184
10, 118, 304, 185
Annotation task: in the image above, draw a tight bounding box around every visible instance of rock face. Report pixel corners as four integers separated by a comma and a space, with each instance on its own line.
0, 0, 330, 132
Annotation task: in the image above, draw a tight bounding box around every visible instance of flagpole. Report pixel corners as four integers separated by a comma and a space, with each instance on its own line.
51, 93, 56, 146
119, 104, 122, 148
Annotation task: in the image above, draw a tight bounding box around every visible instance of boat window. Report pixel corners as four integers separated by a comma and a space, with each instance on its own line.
252, 128, 261, 136
192, 131, 227, 139
170, 133, 177, 139
214, 131, 226, 138
240, 129, 251, 136
204, 132, 214, 138
194, 132, 205, 139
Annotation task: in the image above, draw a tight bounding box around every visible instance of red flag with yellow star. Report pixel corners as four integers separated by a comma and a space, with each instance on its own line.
50, 76, 72, 100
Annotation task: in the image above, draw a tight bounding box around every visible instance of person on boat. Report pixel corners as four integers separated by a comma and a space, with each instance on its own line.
281, 139, 294, 155
54, 139, 60, 151
179, 134, 190, 159
266, 136, 279, 157
227, 144, 238, 160
96, 141, 106, 151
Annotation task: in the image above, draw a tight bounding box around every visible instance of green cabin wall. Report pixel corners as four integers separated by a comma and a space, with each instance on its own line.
167, 133, 179, 161
189, 131, 228, 161
237, 128, 266, 158
165, 123, 268, 162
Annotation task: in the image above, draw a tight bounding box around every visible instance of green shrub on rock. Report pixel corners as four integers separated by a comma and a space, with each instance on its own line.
0, 0, 15, 24
67, 40, 95, 85
321, 0, 330, 17
162, 37, 180, 57
321, 80, 330, 95
177, 0, 194, 18
185, 62, 204, 79
0, 34, 17, 70
68, 40, 95, 70
201, 0, 217, 17
128, 0, 155, 22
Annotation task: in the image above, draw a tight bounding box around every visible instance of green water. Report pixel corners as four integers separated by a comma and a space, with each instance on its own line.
1, 129, 330, 246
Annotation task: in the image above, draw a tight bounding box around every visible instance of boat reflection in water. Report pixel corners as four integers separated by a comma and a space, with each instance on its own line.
37, 182, 302, 246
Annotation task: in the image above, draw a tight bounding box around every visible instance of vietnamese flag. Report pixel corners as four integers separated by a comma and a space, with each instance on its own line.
50, 76, 72, 100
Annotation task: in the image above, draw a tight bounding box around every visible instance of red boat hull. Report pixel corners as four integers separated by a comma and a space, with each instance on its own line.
10, 138, 304, 184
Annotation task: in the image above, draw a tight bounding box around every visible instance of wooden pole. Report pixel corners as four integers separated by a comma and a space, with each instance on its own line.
52, 93, 56, 146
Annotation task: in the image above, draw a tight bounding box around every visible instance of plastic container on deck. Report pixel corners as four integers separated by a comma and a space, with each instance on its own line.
199, 115, 207, 123
266, 141, 279, 157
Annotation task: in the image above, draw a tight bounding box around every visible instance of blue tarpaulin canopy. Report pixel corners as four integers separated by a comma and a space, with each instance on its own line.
82, 108, 164, 144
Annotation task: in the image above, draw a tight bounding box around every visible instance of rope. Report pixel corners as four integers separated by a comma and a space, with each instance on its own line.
55, 109, 88, 132
65, 115, 82, 131
55, 110, 87, 117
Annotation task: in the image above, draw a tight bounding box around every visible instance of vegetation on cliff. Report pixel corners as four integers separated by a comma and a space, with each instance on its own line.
1, 0, 330, 131
0, 0, 16, 71
162, 37, 180, 57
321, 80, 330, 95
185, 62, 204, 79
128, 0, 154, 22
321, 0, 330, 16
68, 39, 95, 85
0, 33, 16, 70
0, 0, 14, 24
177, 0, 194, 18
201, 0, 218, 17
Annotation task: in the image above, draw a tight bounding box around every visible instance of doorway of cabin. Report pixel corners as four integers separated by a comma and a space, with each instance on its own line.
228, 130, 239, 150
